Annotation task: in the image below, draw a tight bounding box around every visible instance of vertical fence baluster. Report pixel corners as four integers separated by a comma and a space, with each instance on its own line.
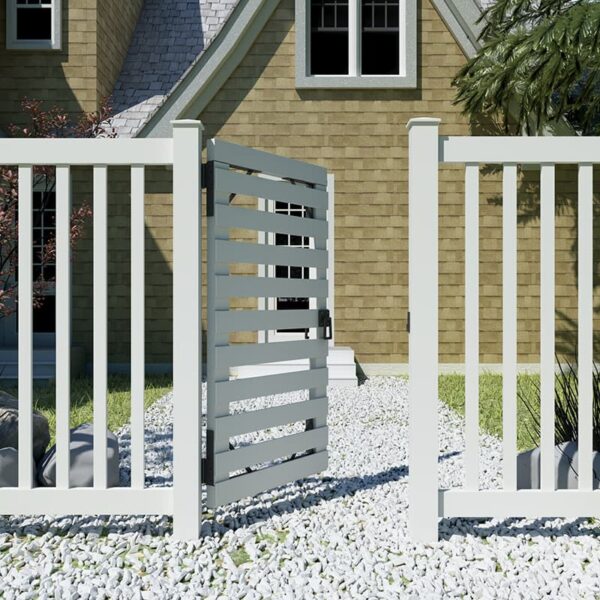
56, 165, 72, 489
172, 120, 203, 540
327, 173, 335, 348
465, 163, 479, 490
131, 165, 145, 489
502, 164, 518, 491
540, 164, 555, 491
93, 165, 108, 489
407, 117, 440, 543
18, 165, 34, 489
578, 163, 593, 490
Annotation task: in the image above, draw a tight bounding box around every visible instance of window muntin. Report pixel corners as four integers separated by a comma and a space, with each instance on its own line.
361, 0, 399, 75
7, 0, 61, 50
310, 0, 349, 75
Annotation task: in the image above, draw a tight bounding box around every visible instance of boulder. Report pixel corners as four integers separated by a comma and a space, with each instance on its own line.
0, 390, 50, 462
38, 423, 120, 488
0, 447, 36, 487
517, 441, 600, 489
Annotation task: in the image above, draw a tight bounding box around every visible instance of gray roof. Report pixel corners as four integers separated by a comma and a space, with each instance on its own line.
111, 0, 238, 137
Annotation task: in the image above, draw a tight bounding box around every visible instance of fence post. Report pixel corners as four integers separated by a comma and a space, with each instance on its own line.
407, 117, 440, 543
172, 120, 203, 540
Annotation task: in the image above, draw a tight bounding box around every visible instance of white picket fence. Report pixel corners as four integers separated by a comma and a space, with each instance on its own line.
0, 120, 203, 541
408, 117, 598, 542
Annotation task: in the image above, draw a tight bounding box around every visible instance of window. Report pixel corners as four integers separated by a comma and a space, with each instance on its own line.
296, 0, 415, 87
7, 0, 62, 50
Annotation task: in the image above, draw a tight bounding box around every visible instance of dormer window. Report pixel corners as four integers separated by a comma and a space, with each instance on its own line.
7, 0, 62, 50
296, 0, 416, 88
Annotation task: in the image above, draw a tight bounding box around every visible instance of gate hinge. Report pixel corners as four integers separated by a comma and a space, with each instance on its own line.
203, 429, 215, 486
319, 309, 333, 340
406, 311, 410, 333
203, 161, 215, 217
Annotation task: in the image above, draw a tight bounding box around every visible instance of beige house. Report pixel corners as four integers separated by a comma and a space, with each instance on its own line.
0, 0, 590, 380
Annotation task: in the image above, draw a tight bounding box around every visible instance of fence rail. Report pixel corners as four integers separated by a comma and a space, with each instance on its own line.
408, 117, 600, 542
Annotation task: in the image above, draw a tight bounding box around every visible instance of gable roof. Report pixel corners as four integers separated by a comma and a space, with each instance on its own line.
112, 0, 486, 138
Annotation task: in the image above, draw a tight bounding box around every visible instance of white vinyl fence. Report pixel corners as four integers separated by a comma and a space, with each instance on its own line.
408, 117, 598, 542
0, 120, 203, 541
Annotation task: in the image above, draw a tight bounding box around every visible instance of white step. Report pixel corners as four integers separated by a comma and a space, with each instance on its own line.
232, 345, 357, 387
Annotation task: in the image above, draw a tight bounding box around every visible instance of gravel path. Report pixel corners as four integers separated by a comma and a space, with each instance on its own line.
1, 377, 600, 598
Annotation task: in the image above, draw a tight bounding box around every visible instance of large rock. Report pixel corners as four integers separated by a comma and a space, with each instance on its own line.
38, 423, 120, 488
517, 441, 600, 489
0, 390, 50, 462
0, 447, 37, 487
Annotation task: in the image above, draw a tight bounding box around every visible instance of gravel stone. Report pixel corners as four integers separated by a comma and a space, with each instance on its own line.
0, 377, 599, 598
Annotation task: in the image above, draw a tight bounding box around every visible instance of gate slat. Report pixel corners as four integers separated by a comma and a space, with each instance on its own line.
130, 165, 145, 490
215, 309, 320, 334
465, 164, 479, 490
218, 396, 328, 437
215, 240, 328, 268
209, 139, 327, 186
18, 166, 34, 489
502, 164, 518, 491
214, 169, 328, 210
214, 427, 328, 477
215, 275, 328, 299
56, 166, 72, 489
207, 451, 328, 508
216, 340, 327, 368
214, 204, 328, 238
215, 368, 329, 405
93, 165, 108, 489
578, 163, 594, 490
540, 164, 555, 491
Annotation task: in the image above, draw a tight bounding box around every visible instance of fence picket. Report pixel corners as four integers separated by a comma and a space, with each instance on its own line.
18, 166, 34, 489
540, 164, 555, 491
465, 164, 479, 490
578, 164, 594, 490
502, 164, 517, 491
93, 165, 108, 489
56, 165, 72, 489
130, 166, 145, 489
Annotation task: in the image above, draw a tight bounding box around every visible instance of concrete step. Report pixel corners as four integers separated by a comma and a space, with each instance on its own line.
0, 347, 86, 380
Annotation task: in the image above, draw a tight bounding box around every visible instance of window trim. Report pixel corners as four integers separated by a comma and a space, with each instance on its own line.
295, 0, 416, 88
6, 0, 62, 51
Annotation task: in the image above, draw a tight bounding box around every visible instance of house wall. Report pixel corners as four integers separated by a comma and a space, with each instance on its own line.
0, 0, 141, 129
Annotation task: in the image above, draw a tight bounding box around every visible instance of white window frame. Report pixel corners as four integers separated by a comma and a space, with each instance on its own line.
296, 0, 416, 88
7, 0, 62, 50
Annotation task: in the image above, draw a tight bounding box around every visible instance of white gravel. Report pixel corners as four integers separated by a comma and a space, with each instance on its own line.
1, 376, 600, 599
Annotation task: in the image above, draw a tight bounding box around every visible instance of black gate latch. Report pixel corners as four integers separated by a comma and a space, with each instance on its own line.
319, 309, 333, 340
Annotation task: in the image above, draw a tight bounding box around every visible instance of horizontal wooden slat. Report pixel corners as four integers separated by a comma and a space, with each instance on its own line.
215, 240, 328, 268
0, 488, 173, 515
439, 489, 600, 519
215, 427, 328, 477
0, 138, 173, 166
215, 204, 328, 239
215, 368, 329, 405
214, 169, 328, 210
215, 309, 320, 333
440, 136, 600, 164
218, 396, 328, 437
208, 138, 327, 186
207, 450, 328, 508
216, 339, 327, 368
216, 275, 328, 299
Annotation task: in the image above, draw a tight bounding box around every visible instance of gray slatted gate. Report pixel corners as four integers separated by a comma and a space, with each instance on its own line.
205, 139, 330, 508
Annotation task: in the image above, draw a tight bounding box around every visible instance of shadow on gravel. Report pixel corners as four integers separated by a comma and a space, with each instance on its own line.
438, 515, 600, 540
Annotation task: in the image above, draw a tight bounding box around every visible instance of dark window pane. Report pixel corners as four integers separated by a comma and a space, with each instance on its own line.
362, 3, 372, 27
290, 266, 303, 279
388, 4, 399, 27
374, 4, 385, 27
310, 0, 348, 75
275, 233, 288, 246
362, 31, 399, 74
17, 7, 52, 40
275, 265, 288, 278
337, 4, 348, 27
34, 296, 55, 333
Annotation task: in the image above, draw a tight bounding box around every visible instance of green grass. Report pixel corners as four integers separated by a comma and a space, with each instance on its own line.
438, 373, 541, 451
1, 375, 172, 446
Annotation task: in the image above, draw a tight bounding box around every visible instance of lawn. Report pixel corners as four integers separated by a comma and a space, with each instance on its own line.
1, 375, 172, 446
438, 373, 541, 451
